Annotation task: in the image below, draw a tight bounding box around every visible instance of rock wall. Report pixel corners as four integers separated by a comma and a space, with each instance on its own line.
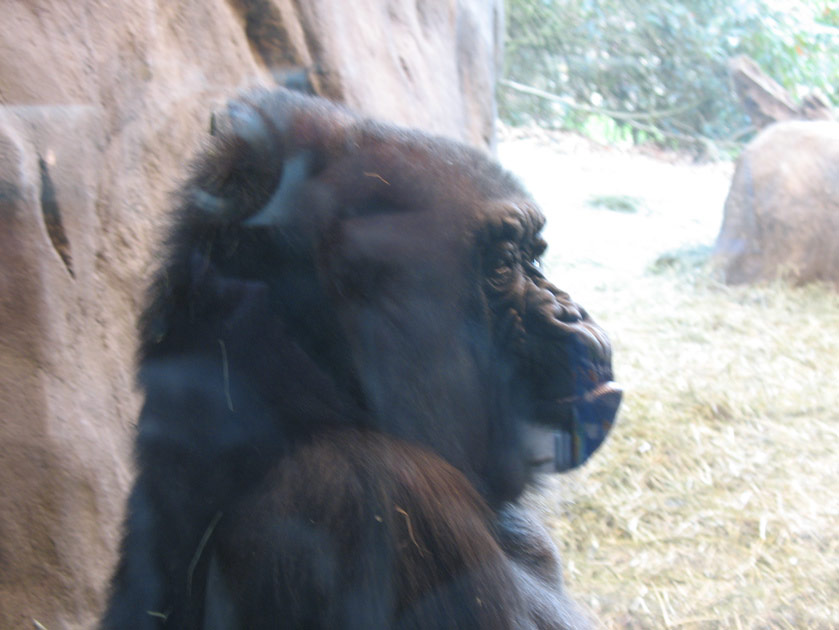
714, 121, 839, 287
0, 2, 502, 628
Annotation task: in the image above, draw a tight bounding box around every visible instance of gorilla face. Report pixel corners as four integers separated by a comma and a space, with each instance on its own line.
174, 88, 620, 503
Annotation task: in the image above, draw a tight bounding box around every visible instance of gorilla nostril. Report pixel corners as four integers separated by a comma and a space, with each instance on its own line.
544, 291, 582, 323
553, 302, 581, 323
530, 290, 581, 327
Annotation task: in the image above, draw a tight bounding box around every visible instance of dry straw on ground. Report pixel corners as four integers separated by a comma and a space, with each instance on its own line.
539, 268, 839, 629
500, 132, 839, 629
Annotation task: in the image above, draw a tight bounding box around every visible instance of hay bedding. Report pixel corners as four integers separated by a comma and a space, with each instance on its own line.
499, 131, 839, 629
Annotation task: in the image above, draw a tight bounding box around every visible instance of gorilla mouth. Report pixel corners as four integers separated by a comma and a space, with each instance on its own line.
553, 380, 622, 471
530, 381, 623, 473
517, 283, 621, 472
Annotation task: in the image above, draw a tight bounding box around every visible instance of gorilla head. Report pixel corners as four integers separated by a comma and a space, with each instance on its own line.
104, 87, 620, 630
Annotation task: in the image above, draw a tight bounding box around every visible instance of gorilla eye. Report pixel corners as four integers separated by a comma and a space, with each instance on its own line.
529, 239, 547, 267
488, 244, 519, 281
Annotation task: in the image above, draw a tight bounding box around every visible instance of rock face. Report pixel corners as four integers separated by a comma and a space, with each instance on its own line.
0, 2, 501, 628
714, 121, 839, 287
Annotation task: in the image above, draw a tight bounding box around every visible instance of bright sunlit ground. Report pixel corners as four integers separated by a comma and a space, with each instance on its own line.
499, 129, 839, 630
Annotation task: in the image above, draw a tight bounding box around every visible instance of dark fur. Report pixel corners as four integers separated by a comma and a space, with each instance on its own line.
101, 88, 618, 629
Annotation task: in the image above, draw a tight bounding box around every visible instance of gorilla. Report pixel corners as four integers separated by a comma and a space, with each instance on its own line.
101, 87, 621, 630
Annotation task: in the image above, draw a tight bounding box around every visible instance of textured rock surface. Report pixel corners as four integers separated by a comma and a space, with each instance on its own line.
0, 1, 501, 628
714, 121, 839, 287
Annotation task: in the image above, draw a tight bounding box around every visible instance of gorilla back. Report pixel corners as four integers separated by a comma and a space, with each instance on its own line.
101, 88, 621, 630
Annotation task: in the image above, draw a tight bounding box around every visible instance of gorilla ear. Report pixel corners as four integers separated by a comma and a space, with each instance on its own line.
205, 92, 421, 249
187, 101, 287, 224
189, 92, 352, 252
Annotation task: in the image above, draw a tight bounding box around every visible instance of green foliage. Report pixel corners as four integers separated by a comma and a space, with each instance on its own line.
501, 0, 839, 147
